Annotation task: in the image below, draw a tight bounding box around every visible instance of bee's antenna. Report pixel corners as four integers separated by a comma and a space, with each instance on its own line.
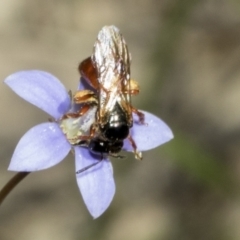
76, 158, 103, 174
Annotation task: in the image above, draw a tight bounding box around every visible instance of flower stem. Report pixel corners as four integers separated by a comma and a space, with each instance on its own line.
0, 172, 30, 205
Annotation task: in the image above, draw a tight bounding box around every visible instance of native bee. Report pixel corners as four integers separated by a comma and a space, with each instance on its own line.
72, 26, 145, 159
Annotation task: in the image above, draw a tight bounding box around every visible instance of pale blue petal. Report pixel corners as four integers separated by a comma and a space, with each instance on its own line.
123, 111, 174, 151
75, 147, 115, 218
8, 123, 71, 171
4, 70, 71, 119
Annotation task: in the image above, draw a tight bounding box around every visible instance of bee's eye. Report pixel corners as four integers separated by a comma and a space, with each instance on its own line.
89, 139, 108, 154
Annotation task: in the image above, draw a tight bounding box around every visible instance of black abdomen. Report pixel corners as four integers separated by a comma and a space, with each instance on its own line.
101, 102, 130, 141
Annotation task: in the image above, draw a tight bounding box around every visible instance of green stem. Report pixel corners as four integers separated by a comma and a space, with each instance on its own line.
0, 172, 30, 205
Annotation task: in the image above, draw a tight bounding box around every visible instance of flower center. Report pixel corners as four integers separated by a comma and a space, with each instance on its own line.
59, 106, 97, 145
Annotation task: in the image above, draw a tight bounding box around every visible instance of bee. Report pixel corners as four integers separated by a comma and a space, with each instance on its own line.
72, 26, 145, 160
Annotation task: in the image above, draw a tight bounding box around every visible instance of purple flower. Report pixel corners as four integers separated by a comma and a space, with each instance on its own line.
4, 70, 173, 218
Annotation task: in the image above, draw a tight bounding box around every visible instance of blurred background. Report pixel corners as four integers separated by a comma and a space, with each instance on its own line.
1, 0, 240, 239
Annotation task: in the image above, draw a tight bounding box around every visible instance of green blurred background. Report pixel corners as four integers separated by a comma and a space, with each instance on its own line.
1, 0, 240, 239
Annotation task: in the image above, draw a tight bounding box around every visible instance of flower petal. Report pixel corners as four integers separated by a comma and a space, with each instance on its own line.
8, 123, 71, 171
74, 147, 115, 218
123, 111, 174, 152
4, 70, 71, 119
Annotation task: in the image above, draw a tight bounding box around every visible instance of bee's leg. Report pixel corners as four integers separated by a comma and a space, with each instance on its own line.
127, 135, 142, 160
131, 106, 145, 124
73, 89, 98, 105
127, 79, 140, 95
62, 104, 93, 120
124, 79, 145, 123
88, 124, 97, 138
78, 57, 99, 90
